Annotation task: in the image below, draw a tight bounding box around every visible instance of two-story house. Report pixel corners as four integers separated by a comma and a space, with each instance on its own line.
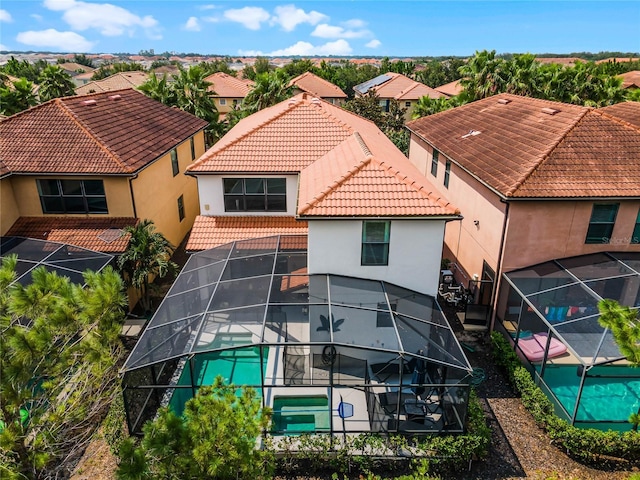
1, 88, 208, 253
354, 72, 445, 122
75, 72, 149, 95
204, 72, 255, 120
288, 71, 347, 106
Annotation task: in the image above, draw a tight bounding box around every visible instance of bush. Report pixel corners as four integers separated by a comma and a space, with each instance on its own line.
491, 332, 640, 467
102, 386, 127, 454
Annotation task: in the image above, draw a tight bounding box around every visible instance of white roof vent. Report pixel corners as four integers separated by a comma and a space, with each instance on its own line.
461, 130, 481, 139
82, 99, 97, 106
497, 98, 511, 104
108, 94, 122, 101
311, 97, 322, 106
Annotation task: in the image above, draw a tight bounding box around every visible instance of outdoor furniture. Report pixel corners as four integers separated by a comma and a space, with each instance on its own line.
518, 332, 567, 362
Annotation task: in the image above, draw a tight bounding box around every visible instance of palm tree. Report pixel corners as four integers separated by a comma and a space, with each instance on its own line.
37, 65, 76, 102
117, 220, 178, 314
138, 71, 175, 105
412, 96, 461, 119
243, 70, 292, 114
172, 66, 220, 144
0, 77, 37, 116
502, 53, 540, 97
458, 50, 506, 101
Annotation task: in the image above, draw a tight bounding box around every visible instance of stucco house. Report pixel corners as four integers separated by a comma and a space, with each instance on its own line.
0, 88, 208, 252
406, 93, 640, 321
354, 72, 445, 122
204, 72, 254, 119
288, 71, 347, 106
75, 71, 149, 95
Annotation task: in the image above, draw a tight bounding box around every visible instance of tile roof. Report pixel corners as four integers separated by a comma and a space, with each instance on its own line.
407, 94, 640, 198
58, 62, 95, 73
356, 72, 444, 101
75, 71, 148, 95
6, 217, 137, 253
186, 216, 308, 251
618, 70, 640, 89
0, 89, 208, 175
288, 71, 347, 99
204, 72, 254, 98
434, 80, 463, 97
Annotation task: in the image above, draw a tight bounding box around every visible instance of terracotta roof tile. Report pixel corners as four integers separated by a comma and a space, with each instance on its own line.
204, 72, 254, 98
599, 101, 640, 129
0, 89, 208, 175
186, 216, 308, 251
435, 80, 463, 97
75, 71, 148, 95
407, 94, 640, 198
6, 217, 137, 253
618, 71, 640, 89
289, 72, 347, 99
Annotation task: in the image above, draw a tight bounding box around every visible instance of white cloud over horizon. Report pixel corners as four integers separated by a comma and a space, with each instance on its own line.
240, 38, 352, 57
43, 0, 161, 39
311, 23, 369, 39
270, 4, 327, 32
366, 39, 381, 48
0, 9, 13, 22
184, 17, 201, 32
16, 28, 94, 52
224, 7, 270, 30
0, 44, 9, 51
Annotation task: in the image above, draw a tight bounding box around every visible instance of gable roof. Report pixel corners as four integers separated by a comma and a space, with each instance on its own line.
618, 70, 640, 89
407, 94, 640, 198
288, 71, 347, 99
75, 71, 148, 95
204, 72, 254, 98
434, 80, 463, 98
188, 93, 459, 218
0, 89, 208, 176
354, 72, 444, 101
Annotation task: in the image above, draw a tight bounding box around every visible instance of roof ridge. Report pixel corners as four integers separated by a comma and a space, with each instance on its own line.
595, 107, 640, 133
57, 97, 132, 173
395, 81, 420, 99
508, 106, 592, 196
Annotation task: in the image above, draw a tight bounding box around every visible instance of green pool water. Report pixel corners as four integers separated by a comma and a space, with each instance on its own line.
272, 395, 330, 433
169, 336, 268, 416
539, 365, 640, 430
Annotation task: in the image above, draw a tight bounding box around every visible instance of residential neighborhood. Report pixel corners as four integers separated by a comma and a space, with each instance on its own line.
1, 45, 639, 480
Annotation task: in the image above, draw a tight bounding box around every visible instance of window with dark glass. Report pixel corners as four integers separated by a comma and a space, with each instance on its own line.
631, 209, 640, 244
177, 195, 185, 221
171, 148, 179, 176
37, 179, 108, 214
444, 159, 451, 188
190, 137, 196, 160
585, 204, 619, 244
430, 150, 439, 177
361, 221, 390, 266
223, 178, 287, 212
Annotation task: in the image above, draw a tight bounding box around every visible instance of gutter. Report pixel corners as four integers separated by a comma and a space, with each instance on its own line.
128, 174, 138, 218
490, 199, 510, 330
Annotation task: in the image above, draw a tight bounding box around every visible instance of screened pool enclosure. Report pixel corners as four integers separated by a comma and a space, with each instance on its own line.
122, 235, 473, 436
496, 252, 640, 431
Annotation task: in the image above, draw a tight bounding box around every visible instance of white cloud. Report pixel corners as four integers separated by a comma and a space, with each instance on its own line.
184, 17, 201, 32
224, 7, 269, 30
198, 4, 219, 11
16, 29, 94, 52
366, 39, 381, 48
43, 0, 161, 39
343, 19, 366, 29
270, 4, 327, 32
241, 39, 352, 57
0, 9, 12, 22
202, 16, 219, 23
0, 44, 9, 51
31, 14, 44, 22
311, 23, 369, 39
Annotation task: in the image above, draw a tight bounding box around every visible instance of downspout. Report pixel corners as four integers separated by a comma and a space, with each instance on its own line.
128, 174, 138, 218
490, 200, 510, 330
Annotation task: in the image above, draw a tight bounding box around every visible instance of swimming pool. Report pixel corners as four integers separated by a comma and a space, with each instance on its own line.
540, 365, 640, 429
169, 337, 268, 416
272, 395, 330, 433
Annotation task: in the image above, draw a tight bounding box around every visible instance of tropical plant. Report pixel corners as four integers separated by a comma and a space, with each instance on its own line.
0, 77, 38, 116
117, 219, 178, 314
137, 72, 175, 105
0, 56, 47, 82
598, 299, 640, 366
243, 70, 293, 114
0, 256, 127, 478
116, 376, 274, 480
37, 65, 76, 102
73, 53, 95, 68
458, 50, 506, 101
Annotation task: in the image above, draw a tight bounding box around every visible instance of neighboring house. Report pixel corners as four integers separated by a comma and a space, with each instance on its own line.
58, 62, 95, 80
288, 71, 347, 106
75, 71, 149, 95
434, 80, 463, 98
406, 93, 640, 320
0, 88, 208, 253
354, 72, 445, 122
619, 70, 640, 90
185, 92, 461, 297
204, 72, 254, 119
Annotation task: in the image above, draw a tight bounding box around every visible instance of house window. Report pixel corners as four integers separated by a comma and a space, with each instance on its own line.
585, 204, 619, 244
37, 179, 108, 214
223, 178, 287, 212
405, 101, 411, 108
190, 137, 196, 160
361, 221, 390, 266
171, 148, 179, 176
444, 160, 451, 188
177, 195, 185, 221
431, 150, 439, 177
631, 209, 640, 244
219, 99, 227, 106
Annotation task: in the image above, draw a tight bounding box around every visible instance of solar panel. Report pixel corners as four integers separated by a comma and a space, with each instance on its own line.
354, 74, 391, 94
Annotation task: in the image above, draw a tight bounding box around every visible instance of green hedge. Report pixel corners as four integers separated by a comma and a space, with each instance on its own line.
491, 332, 640, 467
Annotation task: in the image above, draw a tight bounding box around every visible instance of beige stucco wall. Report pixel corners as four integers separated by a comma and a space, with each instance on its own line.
132, 131, 205, 247
1, 178, 20, 235
215, 97, 242, 114
503, 200, 640, 272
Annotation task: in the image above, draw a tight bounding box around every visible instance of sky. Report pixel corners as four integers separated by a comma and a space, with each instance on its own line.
0, 1, 639, 57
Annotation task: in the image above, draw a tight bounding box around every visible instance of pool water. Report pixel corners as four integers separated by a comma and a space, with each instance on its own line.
272, 395, 330, 433
169, 338, 268, 416
539, 365, 640, 429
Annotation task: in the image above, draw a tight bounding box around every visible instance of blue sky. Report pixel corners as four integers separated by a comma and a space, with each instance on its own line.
1, 1, 639, 57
